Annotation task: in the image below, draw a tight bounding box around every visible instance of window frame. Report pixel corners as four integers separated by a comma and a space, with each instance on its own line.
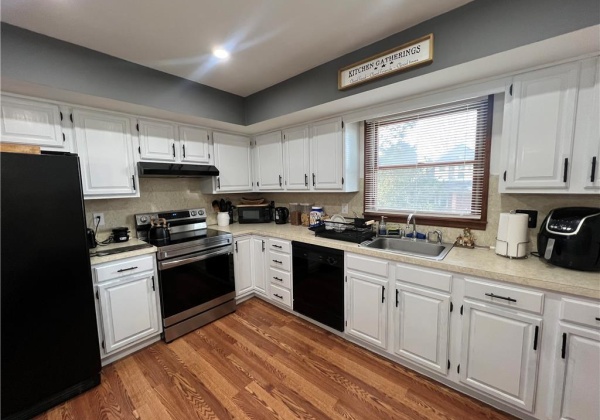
363, 95, 494, 230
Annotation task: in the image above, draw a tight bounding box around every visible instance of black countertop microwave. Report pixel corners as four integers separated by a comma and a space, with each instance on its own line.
237, 204, 272, 223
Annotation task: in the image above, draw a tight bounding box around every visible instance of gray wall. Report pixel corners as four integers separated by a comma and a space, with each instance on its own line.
0, 23, 246, 125
2, 0, 599, 126
244, 0, 600, 124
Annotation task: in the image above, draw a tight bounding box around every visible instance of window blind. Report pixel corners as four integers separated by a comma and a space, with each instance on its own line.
364, 95, 493, 222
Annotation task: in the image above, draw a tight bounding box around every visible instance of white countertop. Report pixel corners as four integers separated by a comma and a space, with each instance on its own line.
89, 238, 157, 265
213, 222, 600, 300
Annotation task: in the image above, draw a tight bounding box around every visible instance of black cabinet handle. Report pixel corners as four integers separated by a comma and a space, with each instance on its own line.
312, 173, 316, 186
274, 293, 283, 299
595, 317, 600, 321
305, 174, 308, 187
485, 292, 517, 303
151, 275, 155, 291
395, 289, 399, 307
132, 175, 136, 192
563, 158, 568, 182
272, 259, 282, 264
382, 286, 385, 303
279, 175, 282, 187
503, 170, 506, 182
183, 144, 186, 158
273, 244, 282, 249
262, 240, 265, 252
561, 333, 567, 359
235, 242, 238, 253
591, 156, 597, 183
217, 177, 221, 189
117, 266, 138, 273
273, 276, 283, 282
172, 143, 176, 158
533, 325, 539, 350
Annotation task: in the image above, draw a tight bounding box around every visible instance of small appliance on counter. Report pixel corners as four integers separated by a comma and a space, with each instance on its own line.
275, 207, 289, 224
111, 226, 130, 242
237, 203, 272, 223
537, 207, 600, 272
496, 212, 529, 258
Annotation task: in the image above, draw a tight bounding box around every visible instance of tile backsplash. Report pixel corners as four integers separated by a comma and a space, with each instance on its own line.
86, 176, 598, 251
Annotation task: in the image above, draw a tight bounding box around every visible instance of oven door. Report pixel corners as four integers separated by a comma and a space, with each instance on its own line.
157, 246, 234, 327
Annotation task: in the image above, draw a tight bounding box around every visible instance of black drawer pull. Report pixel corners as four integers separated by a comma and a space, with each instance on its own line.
272, 259, 282, 264
561, 333, 567, 359
272, 245, 282, 249
273, 276, 283, 282
595, 317, 600, 321
563, 157, 568, 182
485, 292, 516, 303
274, 293, 283, 299
117, 266, 138, 273
382, 286, 385, 303
395, 289, 399, 307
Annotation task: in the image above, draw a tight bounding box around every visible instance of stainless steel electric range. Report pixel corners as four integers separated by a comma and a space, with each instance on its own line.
135, 208, 235, 342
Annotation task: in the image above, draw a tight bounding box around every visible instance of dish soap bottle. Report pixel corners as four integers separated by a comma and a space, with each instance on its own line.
379, 216, 387, 235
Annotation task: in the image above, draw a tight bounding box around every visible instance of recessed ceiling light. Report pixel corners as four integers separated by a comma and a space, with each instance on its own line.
213, 48, 230, 59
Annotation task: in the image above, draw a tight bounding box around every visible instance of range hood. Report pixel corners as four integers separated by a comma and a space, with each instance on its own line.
137, 162, 219, 178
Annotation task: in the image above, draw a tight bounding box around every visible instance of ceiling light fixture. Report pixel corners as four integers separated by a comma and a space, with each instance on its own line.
213, 48, 230, 59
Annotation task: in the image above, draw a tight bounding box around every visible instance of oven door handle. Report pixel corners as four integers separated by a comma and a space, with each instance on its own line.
158, 247, 231, 270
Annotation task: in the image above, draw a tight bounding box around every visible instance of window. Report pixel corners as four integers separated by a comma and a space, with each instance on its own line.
364, 95, 493, 229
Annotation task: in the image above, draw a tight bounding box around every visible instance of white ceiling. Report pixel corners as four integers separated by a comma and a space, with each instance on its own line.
1, 0, 472, 97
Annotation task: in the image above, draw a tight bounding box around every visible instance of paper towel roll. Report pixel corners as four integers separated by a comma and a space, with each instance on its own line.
496, 213, 529, 257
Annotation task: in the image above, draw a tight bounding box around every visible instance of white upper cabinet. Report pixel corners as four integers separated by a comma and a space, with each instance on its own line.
74, 109, 138, 199
283, 125, 310, 190
137, 118, 177, 162
203, 131, 252, 193
254, 131, 284, 191
179, 124, 211, 164
1, 95, 65, 149
500, 58, 600, 194
311, 117, 344, 190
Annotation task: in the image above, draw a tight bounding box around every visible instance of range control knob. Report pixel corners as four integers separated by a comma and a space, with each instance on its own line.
140, 215, 148, 223
190, 210, 197, 216
198, 209, 204, 216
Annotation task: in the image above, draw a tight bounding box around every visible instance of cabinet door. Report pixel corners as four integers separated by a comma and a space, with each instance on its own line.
73, 109, 137, 198
214, 131, 252, 192
254, 131, 284, 190
1, 95, 64, 149
311, 117, 343, 190
504, 62, 579, 190
97, 273, 159, 354
179, 125, 211, 164
233, 236, 253, 297
346, 271, 388, 349
460, 300, 542, 412
394, 283, 450, 375
551, 323, 600, 420
283, 126, 310, 190
138, 118, 177, 162
251, 236, 267, 296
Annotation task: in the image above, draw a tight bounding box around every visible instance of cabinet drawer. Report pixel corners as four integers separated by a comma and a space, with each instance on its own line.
346, 253, 388, 278
269, 267, 291, 289
270, 284, 291, 308
268, 238, 291, 254
269, 250, 291, 271
560, 298, 600, 328
93, 255, 154, 283
395, 263, 452, 292
464, 278, 544, 314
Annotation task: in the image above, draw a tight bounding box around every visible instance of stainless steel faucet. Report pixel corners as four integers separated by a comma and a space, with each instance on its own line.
406, 213, 417, 241
428, 230, 443, 244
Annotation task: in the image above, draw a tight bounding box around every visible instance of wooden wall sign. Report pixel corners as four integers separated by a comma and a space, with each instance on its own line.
338, 34, 434, 90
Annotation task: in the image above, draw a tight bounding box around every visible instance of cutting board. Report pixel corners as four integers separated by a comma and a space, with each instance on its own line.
0, 143, 41, 154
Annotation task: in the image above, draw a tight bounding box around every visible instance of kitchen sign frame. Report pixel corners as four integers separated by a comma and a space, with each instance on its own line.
338, 33, 434, 90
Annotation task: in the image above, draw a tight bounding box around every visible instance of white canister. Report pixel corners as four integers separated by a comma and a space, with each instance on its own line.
217, 211, 230, 227
309, 206, 324, 227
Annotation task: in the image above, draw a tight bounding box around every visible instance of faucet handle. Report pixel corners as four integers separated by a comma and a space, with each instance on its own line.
427, 230, 443, 244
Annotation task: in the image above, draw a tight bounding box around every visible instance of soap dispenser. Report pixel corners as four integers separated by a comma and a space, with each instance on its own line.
379, 216, 387, 236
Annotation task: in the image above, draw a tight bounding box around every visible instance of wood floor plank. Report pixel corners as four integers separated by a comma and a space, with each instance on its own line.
34, 298, 515, 420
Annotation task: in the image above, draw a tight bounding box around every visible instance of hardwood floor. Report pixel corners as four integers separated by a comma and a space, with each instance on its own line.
36, 298, 515, 419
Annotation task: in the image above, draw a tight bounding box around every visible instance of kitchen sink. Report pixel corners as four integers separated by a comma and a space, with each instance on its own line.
359, 237, 453, 260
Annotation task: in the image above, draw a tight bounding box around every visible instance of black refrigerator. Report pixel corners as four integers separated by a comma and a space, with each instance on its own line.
1, 152, 101, 420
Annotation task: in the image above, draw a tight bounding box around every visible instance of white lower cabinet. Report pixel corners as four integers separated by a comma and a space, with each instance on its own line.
233, 235, 268, 298
551, 297, 600, 420
346, 270, 388, 350
92, 254, 161, 363
459, 299, 542, 412
394, 283, 450, 375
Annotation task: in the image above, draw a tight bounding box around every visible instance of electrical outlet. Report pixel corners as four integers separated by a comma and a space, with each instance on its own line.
341, 203, 349, 214
515, 209, 538, 228
92, 213, 105, 227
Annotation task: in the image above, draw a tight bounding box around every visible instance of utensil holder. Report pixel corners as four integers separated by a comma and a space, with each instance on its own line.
217, 212, 230, 226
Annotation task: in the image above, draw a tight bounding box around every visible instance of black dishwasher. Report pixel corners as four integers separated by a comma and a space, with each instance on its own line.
292, 241, 344, 332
